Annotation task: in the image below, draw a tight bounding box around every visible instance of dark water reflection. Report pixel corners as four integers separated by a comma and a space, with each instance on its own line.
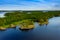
0, 17, 60, 40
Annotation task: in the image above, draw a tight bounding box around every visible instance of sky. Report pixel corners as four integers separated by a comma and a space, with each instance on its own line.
0, 0, 60, 10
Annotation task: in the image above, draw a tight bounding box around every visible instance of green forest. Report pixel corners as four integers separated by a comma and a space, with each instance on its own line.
0, 11, 60, 30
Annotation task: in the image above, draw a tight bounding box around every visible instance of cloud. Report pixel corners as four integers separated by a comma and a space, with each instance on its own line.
0, 0, 60, 10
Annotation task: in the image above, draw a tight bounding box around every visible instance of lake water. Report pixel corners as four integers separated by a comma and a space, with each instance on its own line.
0, 16, 60, 40
0, 12, 6, 17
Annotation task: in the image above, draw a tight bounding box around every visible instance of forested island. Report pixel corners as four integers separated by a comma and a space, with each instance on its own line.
0, 11, 60, 30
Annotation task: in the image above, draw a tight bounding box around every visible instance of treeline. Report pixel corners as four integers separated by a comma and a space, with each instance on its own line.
0, 11, 60, 27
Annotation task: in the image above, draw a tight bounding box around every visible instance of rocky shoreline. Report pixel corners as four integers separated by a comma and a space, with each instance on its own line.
0, 24, 34, 30
20, 25, 34, 30
0, 27, 6, 30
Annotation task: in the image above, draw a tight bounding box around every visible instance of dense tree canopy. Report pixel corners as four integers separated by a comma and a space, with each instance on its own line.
0, 11, 60, 28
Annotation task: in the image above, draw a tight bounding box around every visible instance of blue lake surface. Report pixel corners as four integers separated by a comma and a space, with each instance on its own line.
0, 12, 6, 17
0, 17, 60, 40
